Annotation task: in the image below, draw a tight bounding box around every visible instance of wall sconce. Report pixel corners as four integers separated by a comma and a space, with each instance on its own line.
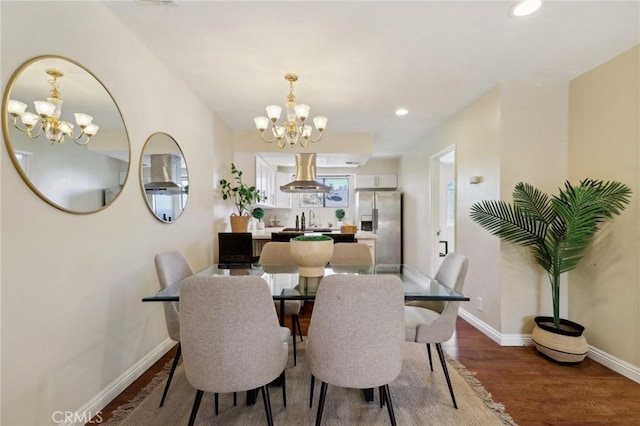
469, 176, 483, 184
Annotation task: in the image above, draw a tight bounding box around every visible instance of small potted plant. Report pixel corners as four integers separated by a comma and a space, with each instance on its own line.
219, 163, 263, 232
289, 235, 334, 277
335, 208, 346, 226
470, 178, 631, 363
252, 207, 265, 230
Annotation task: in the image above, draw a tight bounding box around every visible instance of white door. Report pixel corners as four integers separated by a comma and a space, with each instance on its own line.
431, 147, 456, 273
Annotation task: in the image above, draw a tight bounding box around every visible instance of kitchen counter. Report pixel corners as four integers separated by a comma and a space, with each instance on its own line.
251, 227, 377, 241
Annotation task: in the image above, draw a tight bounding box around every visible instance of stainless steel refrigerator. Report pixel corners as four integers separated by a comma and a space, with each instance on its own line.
355, 190, 402, 264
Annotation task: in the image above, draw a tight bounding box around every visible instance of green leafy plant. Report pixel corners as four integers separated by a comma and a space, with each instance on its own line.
335, 208, 345, 221
219, 163, 262, 216
252, 207, 265, 221
470, 179, 631, 329
292, 235, 333, 242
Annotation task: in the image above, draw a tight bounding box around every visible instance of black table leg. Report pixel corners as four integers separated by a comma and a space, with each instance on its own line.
279, 299, 285, 326
246, 374, 285, 405
246, 389, 258, 405
363, 388, 374, 402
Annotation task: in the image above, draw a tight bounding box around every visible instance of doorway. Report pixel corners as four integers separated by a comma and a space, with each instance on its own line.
430, 147, 456, 273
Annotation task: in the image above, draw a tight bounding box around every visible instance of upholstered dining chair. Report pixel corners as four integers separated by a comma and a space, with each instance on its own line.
329, 242, 373, 265
180, 275, 289, 426
154, 250, 194, 408
404, 252, 469, 408
307, 274, 405, 425
259, 242, 304, 366
218, 232, 255, 264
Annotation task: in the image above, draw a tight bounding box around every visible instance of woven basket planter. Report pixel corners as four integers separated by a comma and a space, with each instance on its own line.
230, 214, 250, 232
532, 316, 588, 363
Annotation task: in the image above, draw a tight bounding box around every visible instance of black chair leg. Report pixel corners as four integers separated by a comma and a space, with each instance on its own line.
426, 343, 434, 371
436, 343, 458, 409
383, 384, 397, 426
292, 315, 298, 366
214, 393, 219, 415
309, 375, 315, 408
294, 314, 303, 342
233, 392, 237, 406
188, 389, 203, 426
281, 370, 287, 408
261, 385, 274, 426
315, 381, 328, 426
159, 342, 181, 407
379, 385, 385, 408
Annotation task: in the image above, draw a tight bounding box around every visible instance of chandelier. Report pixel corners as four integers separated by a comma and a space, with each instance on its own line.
7, 68, 99, 146
254, 73, 327, 149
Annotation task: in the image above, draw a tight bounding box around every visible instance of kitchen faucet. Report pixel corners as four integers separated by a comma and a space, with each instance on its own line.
309, 209, 316, 228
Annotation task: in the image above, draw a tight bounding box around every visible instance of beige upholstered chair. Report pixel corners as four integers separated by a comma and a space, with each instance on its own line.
154, 250, 194, 407
307, 274, 405, 425
329, 242, 373, 265
259, 242, 304, 366
404, 253, 469, 408
180, 275, 289, 426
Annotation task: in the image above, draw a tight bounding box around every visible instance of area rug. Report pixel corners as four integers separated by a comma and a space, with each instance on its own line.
105, 341, 517, 425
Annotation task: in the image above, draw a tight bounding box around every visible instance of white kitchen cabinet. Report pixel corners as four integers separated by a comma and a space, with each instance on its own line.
231, 153, 277, 208
275, 171, 292, 208
356, 174, 397, 189
255, 156, 276, 208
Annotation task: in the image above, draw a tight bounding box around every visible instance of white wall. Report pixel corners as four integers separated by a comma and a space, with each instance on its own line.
1, 2, 232, 425
498, 80, 569, 334
400, 81, 569, 335
568, 46, 639, 365
233, 130, 375, 155
401, 49, 640, 373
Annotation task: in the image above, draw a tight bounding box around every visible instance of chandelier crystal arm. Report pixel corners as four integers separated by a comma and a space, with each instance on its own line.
8, 114, 40, 136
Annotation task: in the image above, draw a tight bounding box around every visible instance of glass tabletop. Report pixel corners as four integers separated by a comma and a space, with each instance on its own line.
142, 264, 469, 302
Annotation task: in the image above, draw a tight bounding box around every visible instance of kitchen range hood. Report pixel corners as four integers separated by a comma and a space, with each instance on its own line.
280, 153, 331, 193
144, 154, 185, 194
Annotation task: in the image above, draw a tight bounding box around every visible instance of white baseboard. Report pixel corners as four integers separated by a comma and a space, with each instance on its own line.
587, 345, 640, 383
457, 309, 640, 384
458, 308, 532, 346
63, 338, 175, 426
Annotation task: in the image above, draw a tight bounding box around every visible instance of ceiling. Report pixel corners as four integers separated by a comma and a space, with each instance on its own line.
104, 0, 639, 166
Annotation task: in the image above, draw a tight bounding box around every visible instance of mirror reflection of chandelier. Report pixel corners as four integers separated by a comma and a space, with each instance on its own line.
7, 68, 99, 146
254, 73, 327, 149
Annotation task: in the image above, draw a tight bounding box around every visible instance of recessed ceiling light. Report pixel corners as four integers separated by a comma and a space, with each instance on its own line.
509, 0, 542, 17
395, 108, 409, 116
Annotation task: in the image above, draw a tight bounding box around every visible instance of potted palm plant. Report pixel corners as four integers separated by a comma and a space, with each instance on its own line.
470, 179, 631, 363
219, 163, 263, 232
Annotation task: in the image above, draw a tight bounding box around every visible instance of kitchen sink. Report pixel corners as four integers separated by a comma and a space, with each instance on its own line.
281, 227, 333, 233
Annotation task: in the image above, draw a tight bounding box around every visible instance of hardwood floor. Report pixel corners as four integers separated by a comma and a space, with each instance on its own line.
95, 304, 640, 425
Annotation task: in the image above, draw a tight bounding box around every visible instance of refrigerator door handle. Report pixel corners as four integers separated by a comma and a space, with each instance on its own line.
372, 208, 378, 232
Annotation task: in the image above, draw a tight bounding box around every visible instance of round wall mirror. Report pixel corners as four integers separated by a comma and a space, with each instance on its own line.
1, 55, 130, 213
140, 132, 189, 223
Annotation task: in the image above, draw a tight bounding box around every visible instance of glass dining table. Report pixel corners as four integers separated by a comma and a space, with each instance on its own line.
142, 263, 469, 404
142, 263, 469, 304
